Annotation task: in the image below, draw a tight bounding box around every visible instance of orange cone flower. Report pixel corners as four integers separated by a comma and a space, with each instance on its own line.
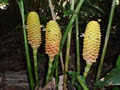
45, 20, 62, 60
26, 11, 41, 50
83, 21, 101, 63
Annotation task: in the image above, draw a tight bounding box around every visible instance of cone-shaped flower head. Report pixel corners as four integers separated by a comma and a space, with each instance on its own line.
45, 20, 62, 60
83, 21, 101, 63
26, 11, 41, 50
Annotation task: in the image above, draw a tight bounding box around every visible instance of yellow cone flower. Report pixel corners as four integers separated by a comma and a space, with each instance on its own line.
83, 21, 101, 63
45, 20, 62, 60
26, 11, 41, 50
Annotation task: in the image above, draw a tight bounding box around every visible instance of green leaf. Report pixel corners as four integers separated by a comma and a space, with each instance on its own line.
67, 71, 88, 90
112, 87, 120, 90
64, 10, 75, 16
67, 71, 79, 77
67, 71, 86, 84
116, 55, 120, 68
67, 71, 81, 89
0, 0, 9, 5
95, 68, 120, 87
71, 76, 77, 85
74, 84, 81, 90
92, 5, 104, 13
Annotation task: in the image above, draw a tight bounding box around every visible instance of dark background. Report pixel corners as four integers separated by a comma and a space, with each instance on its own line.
0, 0, 120, 90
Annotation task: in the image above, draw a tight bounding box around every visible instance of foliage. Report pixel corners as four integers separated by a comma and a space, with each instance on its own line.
16, 0, 34, 89
95, 54, 120, 88
116, 55, 120, 68
68, 71, 88, 90
95, 68, 120, 87
0, 0, 9, 5
13, 0, 120, 89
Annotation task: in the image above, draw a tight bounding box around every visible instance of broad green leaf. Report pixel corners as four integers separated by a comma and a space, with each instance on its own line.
85, 0, 104, 13
92, 5, 104, 13
68, 71, 88, 90
67, 71, 81, 89
0, 0, 9, 5
95, 68, 120, 87
71, 76, 77, 85
112, 87, 120, 90
74, 83, 81, 90
67, 71, 86, 84
116, 55, 120, 68
64, 10, 75, 16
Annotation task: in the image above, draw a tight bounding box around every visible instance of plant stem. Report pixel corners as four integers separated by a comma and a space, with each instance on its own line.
75, 15, 80, 74
63, 28, 72, 90
16, 0, 34, 90
94, 0, 116, 89
46, 57, 53, 83
83, 62, 92, 79
55, 58, 59, 88
60, 0, 84, 51
33, 49, 39, 86
51, 0, 85, 78
48, 0, 60, 88
48, 0, 56, 21
77, 76, 89, 90
60, 52, 64, 73
63, 0, 74, 90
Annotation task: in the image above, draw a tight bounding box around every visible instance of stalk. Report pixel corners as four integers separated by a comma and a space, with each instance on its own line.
60, 52, 64, 73
48, 0, 59, 87
63, 28, 72, 90
60, 0, 84, 51
48, 0, 64, 88
83, 62, 92, 79
55, 58, 59, 88
48, 0, 56, 21
46, 57, 54, 83
77, 76, 89, 90
94, 0, 116, 89
51, 0, 85, 78
75, 15, 80, 74
63, 0, 74, 90
33, 49, 39, 86
16, 0, 34, 90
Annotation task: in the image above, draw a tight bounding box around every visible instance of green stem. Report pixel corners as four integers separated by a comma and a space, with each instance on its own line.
77, 76, 89, 90
63, 28, 72, 90
48, 0, 59, 88
60, 0, 84, 51
63, 1, 74, 90
16, 0, 34, 90
24, 23, 34, 90
33, 49, 39, 86
46, 59, 53, 83
94, 0, 116, 89
55, 59, 59, 89
83, 62, 92, 79
75, 15, 80, 74
51, 0, 85, 78
60, 52, 64, 73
